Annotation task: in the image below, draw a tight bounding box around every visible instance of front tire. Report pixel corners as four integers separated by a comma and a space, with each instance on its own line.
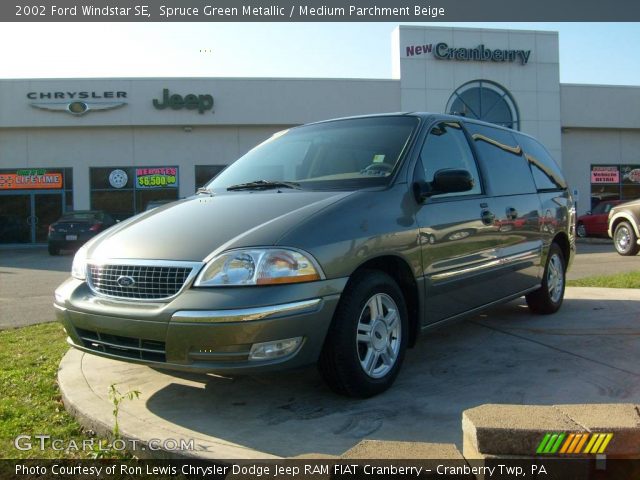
576, 222, 587, 238
318, 270, 408, 398
526, 243, 566, 315
613, 221, 640, 256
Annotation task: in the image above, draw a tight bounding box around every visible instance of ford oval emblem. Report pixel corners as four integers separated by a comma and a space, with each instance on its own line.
116, 276, 136, 287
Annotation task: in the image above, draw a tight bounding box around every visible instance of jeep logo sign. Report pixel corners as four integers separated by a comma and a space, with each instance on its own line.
152, 89, 214, 114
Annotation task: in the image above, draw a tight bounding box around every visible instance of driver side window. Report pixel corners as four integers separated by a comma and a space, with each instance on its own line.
419, 122, 482, 198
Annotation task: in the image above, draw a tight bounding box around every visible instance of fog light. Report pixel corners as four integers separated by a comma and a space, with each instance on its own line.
249, 337, 302, 361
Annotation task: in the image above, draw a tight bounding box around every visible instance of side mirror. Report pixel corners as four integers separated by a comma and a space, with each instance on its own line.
413, 168, 474, 202
585, 211, 591, 215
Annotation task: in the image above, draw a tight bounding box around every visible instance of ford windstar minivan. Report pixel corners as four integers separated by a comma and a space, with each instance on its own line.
54, 113, 575, 397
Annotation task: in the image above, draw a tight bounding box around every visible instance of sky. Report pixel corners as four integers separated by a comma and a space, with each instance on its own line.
0, 22, 638, 85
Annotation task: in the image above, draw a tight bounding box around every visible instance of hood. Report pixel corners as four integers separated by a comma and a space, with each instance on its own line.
86, 190, 351, 261
612, 199, 640, 212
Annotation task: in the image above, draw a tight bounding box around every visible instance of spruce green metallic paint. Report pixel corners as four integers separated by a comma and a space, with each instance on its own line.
54, 113, 575, 375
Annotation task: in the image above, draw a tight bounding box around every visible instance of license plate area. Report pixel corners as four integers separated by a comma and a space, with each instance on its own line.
65, 234, 78, 241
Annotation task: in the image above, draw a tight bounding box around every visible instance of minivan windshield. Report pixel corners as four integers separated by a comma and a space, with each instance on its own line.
206, 116, 419, 191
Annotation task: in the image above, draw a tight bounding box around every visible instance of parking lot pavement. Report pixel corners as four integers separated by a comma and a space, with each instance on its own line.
0, 248, 71, 329
1, 243, 639, 330
569, 243, 640, 280
59, 287, 640, 458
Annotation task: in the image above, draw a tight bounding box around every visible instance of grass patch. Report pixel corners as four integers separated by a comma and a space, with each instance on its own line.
567, 270, 640, 288
0, 323, 118, 459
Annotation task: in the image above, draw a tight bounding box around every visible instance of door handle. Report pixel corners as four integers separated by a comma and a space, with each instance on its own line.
506, 207, 518, 220
481, 210, 495, 226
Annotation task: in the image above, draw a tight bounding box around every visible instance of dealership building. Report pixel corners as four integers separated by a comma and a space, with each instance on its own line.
1, 25, 639, 245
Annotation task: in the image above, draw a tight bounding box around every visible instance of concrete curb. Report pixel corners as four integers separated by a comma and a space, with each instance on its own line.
341, 440, 465, 459
57, 286, 640, 461
58, 349, 280, 460
60, 349, 467, 461
59, 348, 640, 461
463, 404, 640, 458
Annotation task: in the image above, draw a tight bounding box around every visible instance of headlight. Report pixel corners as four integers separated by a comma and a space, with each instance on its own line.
195, 248, 322, 287
71, 246, 88, 280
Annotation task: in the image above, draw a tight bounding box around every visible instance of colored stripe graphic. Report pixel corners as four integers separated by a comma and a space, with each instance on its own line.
536, 433, 552, 454
574, 434, 589, 453
559, 433, 575, 454
597, 433, 613, 454
544, 434, 559, 453
583, 434, 598, 454
550, 433, 565, 453
537, 433, 613, 455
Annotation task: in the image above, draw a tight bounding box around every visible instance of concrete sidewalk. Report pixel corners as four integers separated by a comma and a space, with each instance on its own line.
58, 287, 640, 459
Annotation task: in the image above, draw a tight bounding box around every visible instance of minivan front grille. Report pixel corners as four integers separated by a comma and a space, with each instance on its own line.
76, 327, 166, 362
87, 263, 193, 300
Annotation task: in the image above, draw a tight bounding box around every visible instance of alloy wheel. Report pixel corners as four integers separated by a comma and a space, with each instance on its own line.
615, 225, 631, 252
356, 293, 401, 379
547, 253, 564, 303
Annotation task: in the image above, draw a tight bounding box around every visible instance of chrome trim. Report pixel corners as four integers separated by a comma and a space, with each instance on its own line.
431, 258, 502, 281
431, 248, 541, 281
86, 259, 204, 303
80, 337, 165, 354
172, 298, 322, 324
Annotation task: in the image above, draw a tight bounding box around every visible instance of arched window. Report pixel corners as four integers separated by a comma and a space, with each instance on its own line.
446, 80, 520, 130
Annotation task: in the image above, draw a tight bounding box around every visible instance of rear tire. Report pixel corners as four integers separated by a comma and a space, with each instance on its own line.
576, 222, 587, 238
318, 270, 408, 398
526, 243, 565, 315
48, 243, 60, 256
613, 221, 640, 256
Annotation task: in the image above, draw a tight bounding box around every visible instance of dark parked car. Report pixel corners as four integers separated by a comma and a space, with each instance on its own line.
576, 200, 622, 237
608, 199, 640, 256
48, 210, 116, 255
54, 114, 575, 397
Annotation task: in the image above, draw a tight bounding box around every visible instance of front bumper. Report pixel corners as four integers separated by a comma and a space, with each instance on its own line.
54, 277, 346, 374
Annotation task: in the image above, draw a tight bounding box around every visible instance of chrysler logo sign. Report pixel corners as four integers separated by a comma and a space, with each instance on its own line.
27, 91, 128, 116
116, 276, 136, 287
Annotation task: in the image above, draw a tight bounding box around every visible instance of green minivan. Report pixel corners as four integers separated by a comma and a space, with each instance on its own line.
54, 113, 575, 397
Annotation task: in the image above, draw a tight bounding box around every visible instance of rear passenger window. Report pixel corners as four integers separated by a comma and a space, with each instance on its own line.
517, 135, 567, 191
418, 121, 482, 198
465, 123, 536, 196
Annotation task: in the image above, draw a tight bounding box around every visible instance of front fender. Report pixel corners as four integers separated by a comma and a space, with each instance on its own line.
608, 212, 640, 238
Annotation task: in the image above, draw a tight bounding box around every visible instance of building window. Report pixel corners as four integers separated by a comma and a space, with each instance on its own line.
590, 164, 640, 210
0, 167, 73, 244
90, 166, 179, 220
446, 80, 520, 130
195, 165, 226, 190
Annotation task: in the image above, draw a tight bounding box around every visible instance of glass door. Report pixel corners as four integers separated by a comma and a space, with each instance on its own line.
0, 194, 31, 244
33, 193, 64, 243
0, 192, 64, 244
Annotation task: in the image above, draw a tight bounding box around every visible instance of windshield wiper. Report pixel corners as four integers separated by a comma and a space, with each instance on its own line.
227, 180, 301, 191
